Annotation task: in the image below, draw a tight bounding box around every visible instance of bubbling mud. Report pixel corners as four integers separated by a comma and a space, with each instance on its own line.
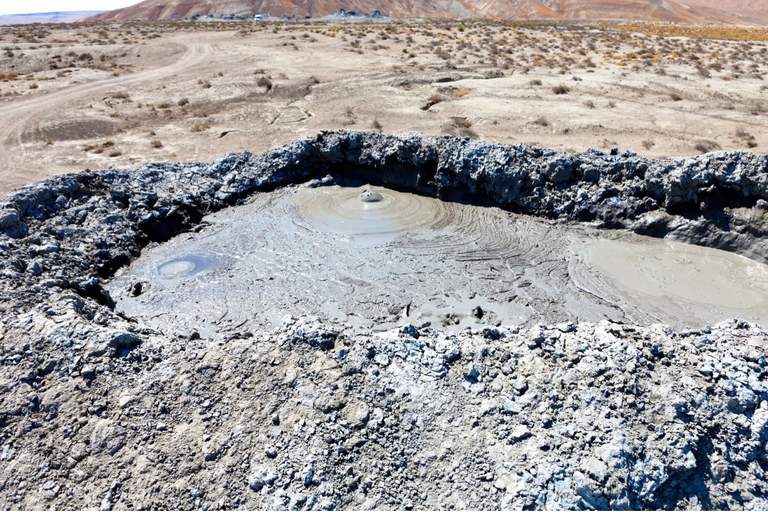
107, 184, 768, 338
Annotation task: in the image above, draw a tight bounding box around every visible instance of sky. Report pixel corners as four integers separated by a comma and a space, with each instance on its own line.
0, 0, 137, 16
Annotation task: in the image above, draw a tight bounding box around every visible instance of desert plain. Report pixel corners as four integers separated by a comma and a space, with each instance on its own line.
2, 19, 768, 193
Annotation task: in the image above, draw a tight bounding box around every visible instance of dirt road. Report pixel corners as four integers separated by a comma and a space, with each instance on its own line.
0, 36, 212, 193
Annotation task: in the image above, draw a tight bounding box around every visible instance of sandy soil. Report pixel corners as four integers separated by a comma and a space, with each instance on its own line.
0, 20, 767, 195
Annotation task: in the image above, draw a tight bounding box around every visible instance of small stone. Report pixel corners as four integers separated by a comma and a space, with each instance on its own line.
510, 425, 531, 442
0, 207, 19, 229
463, 363, 480, 381
118, 395, 134, 408
81, 365, 96, 381
346, 403, 370, 429
302, 465, 314, 486
28, 260, 43, 276
249, 465, 278, 492
265, 445, 277, 458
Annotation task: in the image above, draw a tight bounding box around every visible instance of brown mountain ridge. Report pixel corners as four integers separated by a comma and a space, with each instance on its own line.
90, 0, 768, 25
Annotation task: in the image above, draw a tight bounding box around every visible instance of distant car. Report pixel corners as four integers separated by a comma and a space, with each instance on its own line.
254, 14, 263, 21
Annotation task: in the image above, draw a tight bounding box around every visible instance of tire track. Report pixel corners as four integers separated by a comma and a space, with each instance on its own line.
0, 37, 212, 195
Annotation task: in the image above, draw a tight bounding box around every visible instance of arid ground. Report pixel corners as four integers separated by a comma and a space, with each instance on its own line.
6, 19, 768, 511
1, 19, 768, 194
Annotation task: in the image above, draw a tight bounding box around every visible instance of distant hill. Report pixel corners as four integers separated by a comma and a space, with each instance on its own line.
0, 11, 104, 25
88, 0, 768, 25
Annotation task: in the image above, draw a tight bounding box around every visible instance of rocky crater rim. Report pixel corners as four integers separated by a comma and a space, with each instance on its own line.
4, 131, 768, 510
2, 130, 768, 312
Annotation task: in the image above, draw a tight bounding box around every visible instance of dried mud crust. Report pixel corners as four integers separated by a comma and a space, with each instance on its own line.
2, 131, 768, 509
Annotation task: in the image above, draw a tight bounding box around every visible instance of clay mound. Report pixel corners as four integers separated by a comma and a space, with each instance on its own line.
4, 131, 768, 510
89, 0, 768, 25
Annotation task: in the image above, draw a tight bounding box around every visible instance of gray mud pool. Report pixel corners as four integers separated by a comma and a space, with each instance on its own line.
107, 184, 768, 338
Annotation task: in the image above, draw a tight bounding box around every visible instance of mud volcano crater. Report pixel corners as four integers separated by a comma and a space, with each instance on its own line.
3, 131, 768, 510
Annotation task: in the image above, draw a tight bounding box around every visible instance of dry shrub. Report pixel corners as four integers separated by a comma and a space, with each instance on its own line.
552, 85, 571, 95
452, 117, 473, 129
108, 150, 122, 157
257, 76, 273, 90
151, 140, 163, 148
372, 119, 383, 132
642, 139, 655, 150
177, 98, 189, 106
694, 140, 722, 153
670, 92, 683, 101
191, 123, 211, 132
453, 89, 471, 98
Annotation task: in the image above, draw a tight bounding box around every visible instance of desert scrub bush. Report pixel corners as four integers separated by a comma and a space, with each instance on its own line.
670, 92, 683, 101
199, 79, 211, 89
696, 66, 711, 78
453, 89, 471, 98
177, 98, 189, 106
157, 102, 172, 109
257, 76, 273, 90
694, 140, 722, 153
529, 79, 542, 86
191, 123, 211, 132
372, 119, 383, 132
642, 139, 655, 150
552, 84, 571, 94
452, 117, 473, 129
102, 140, 115, 148
584, 100, 595, 109
108, 150, 122, 157
29, 83, 38, 89
150, 140, 163, 148
736, 128, 758, 147
533, 116, 550, 127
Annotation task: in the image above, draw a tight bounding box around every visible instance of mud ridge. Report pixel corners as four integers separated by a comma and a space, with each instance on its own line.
2, 131, 768, 509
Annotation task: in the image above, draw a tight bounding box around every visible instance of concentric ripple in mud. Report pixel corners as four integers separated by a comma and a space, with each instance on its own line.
290, 186, 455, 245
106, 184, 768, 338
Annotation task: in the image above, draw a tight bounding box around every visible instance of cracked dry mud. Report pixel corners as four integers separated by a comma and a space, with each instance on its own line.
2, 131, 768, 510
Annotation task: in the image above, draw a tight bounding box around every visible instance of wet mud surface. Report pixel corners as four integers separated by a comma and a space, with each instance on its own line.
108, 183, 768, 339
